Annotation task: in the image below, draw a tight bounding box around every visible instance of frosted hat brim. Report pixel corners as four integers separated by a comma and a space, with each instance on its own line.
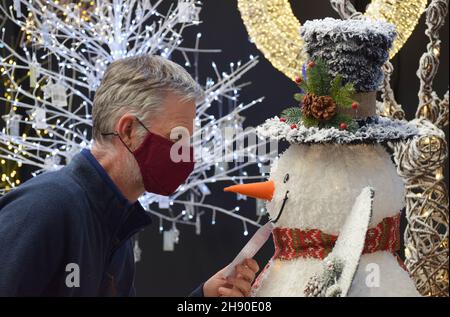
257, 116, 419, 145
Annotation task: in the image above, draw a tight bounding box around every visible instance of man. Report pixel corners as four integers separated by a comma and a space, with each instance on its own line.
0, 55, 259, 296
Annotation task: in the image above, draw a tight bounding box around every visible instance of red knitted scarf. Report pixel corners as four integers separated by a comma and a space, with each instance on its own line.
272, 214, 401, 260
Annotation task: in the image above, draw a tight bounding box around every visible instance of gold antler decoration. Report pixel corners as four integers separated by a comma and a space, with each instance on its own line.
237, 0, 427, 81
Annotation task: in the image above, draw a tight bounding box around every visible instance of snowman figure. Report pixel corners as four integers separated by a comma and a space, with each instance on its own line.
224, 18, 421, 297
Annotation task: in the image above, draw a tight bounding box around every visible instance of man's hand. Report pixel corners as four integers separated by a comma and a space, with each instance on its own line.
203, 258, 259, 297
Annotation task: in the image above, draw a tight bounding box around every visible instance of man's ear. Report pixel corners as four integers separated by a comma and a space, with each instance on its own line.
115, 114, 135, 149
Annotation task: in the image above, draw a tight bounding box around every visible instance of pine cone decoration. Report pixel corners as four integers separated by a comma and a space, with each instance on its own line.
301, 93, 337, 121
301, 93, 317, 118
304, 274, 325, 297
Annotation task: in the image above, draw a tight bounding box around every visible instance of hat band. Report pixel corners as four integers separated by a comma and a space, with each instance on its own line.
340, 91, 377, 119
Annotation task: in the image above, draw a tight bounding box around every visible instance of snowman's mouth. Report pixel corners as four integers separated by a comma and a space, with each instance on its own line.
271, 190, 289, 224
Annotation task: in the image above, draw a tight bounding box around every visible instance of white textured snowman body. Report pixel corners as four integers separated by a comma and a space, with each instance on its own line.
254, 143, 420, 297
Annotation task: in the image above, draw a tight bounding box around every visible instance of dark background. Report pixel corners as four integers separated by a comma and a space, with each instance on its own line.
134, 0, 449, 296
0, 0, 448, 296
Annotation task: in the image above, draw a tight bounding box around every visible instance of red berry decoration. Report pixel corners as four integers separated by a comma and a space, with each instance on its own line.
290, 123, 297, 129
295, 76, 302, 84
352, 102, 359, 110
280, 117, 286, 122
308, 61, 316, 68
339, 122, 348, 130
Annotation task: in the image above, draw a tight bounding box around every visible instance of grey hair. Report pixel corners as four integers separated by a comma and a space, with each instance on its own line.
92, 55, 204, 144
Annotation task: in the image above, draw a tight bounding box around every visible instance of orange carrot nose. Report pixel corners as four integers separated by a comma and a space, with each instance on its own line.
224, 180, 275, 201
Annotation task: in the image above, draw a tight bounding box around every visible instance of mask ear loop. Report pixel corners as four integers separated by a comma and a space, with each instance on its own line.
135, 117, 151, 133
101, 132, 134, 155
101, 117, 150, 154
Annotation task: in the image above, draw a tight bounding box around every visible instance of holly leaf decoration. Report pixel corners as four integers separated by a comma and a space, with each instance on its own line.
330, 75, 355, 109
330, 75, 343, 101
301, 115, 320, 128
294, 93, 304, 102
298, 80, 309, 94
307, 57, 331, 96
281, 107, 302, 124
325, 113, 358, 132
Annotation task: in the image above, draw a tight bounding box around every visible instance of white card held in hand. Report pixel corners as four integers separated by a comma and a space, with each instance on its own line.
223, 221, 274, 278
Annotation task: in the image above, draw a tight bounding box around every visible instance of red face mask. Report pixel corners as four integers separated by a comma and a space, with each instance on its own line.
133, 130, 195, 196
103, 118, 195, 196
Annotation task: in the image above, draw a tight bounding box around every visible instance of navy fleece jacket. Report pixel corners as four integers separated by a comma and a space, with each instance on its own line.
0, 149, 203, 297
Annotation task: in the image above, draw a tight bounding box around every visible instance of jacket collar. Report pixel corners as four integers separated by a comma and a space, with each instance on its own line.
66, 149, 152, 243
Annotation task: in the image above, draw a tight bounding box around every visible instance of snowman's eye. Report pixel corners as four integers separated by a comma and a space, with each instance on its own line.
283, 173, 290, 183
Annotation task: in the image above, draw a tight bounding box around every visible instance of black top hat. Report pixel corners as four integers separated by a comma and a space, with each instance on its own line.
257, 18, 418, 145
300, 17, 396, 92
